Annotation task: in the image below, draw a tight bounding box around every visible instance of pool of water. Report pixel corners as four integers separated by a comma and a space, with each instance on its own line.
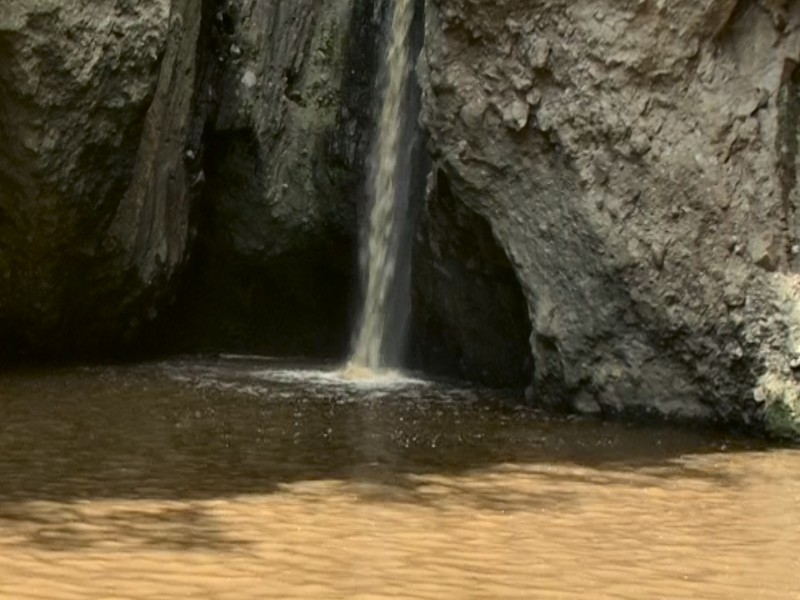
0, 357, 798, 599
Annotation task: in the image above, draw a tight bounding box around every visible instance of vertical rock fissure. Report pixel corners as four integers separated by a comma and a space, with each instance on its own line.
350, 0, 416, 371
778, 61, 800, 272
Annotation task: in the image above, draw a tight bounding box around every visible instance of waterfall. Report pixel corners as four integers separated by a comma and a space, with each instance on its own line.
348, 0, 416, 374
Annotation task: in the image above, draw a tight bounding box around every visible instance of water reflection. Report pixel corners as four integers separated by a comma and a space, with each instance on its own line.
0, 358, 798, 599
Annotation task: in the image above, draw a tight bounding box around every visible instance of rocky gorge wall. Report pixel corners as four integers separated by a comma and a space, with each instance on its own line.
0, 0, 386, 359
416, 0, 800, 437
154, 0, 384, 356
1, 0, 799, 438
0, 0, 209, 357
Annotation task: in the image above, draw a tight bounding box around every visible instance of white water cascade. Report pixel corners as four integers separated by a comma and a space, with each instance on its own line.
348, 0, 416, 375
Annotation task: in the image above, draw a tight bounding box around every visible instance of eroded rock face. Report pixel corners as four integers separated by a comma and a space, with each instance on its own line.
0, 0, 383, 359
417, 0, 800, 435
159, 0, 385, 356
0, 0, 208, 356
4, 0, 799, 439
204, 0, 374, 260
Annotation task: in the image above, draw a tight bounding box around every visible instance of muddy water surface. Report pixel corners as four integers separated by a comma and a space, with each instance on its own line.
0, 358, 798, 599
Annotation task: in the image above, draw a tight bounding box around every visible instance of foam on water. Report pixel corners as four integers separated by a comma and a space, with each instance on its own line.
252, 365, 429, 390
158, 356, 431, 394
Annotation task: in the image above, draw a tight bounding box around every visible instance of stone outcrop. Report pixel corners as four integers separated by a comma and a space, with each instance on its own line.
416, 0, 800, 436
204, 0, 375, 260
0, 0, 209, 356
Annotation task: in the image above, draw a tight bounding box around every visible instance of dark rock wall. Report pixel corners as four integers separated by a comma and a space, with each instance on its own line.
0, 0, 388, 360
153, 0, 386, 357
410, 169, 532, 388
0, 0, 208, 358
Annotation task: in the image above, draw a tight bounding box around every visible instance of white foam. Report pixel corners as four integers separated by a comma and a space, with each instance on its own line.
251, 366, 429, 390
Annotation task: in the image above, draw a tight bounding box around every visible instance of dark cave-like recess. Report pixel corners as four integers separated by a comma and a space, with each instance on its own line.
145, 124, 358, 359
409, 169, 534, 388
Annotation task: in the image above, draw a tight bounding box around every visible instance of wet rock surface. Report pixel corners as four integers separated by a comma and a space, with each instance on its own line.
204, 0, 376, 260
157, 0, 387, 357
416, 0, 800, 435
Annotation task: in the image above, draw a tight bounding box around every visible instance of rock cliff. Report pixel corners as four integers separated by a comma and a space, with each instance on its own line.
2, 0, 799, 438
0, 0, 208, 356
158, 0, 384, 356
0, 0, 385, 358
416, 0, 800, 436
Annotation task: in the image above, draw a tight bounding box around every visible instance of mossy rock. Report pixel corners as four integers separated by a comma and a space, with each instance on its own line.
759, 374, 800, 441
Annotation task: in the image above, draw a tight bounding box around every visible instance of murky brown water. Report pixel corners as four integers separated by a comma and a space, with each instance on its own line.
0, 357, 798, 599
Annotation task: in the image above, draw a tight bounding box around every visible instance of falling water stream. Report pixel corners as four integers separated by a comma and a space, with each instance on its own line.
349, 0, 415, 373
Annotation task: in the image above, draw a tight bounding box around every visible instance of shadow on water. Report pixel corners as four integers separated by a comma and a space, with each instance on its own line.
0, 357, 780, 552
0, 502, 254, 553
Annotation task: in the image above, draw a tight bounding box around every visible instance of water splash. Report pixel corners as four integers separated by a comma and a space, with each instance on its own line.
349, 0, 416, 374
